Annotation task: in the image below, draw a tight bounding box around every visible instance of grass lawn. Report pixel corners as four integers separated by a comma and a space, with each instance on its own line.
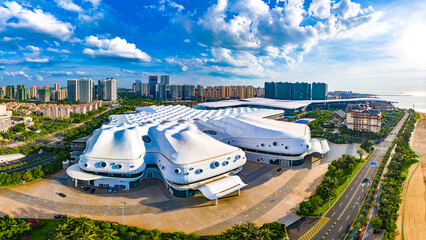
29, 219, 62, 240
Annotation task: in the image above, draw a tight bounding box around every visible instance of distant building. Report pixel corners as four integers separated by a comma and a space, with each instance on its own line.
197, 85, 204, 102
346, 104, 381, 133
255, 87, 264, 97
6, 85, 14, 99
219, 86, 231, 100
169, 84, 183, 101
38, 89, 50, 102
149, 76, 158, 98
182, 84, 196, 100
312, 82, 328, 100
54, 83, 60, 91
275, 82, 293, 100
67, 78, 94, 103
51, 89, 68, 101
30, 86, 37, 99
17, 85, 27, 101
98, 78, 117, 101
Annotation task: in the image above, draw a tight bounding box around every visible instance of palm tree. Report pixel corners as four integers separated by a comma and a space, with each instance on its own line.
101, 228, 119, 240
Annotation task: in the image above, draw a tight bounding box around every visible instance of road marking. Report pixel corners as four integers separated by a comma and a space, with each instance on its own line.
339, 202, 343, 207
332, 212, 335, 216
357, 196, 360, 201
345, 195, 348, 198
346, 215, 350, 220
337, 165, 372, 221
350, 186, 353, 190
298, 217, 330, 240
339, 226, 343, 232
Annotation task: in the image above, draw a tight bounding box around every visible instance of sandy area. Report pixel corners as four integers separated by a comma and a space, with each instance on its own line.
0, 142, 361, 235
397, 113, 426, 240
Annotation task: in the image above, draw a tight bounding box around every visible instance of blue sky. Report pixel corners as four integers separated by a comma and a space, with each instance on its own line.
0, 0, 425, 93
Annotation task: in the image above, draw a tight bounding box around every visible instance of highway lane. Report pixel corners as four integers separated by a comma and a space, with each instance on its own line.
292, 112, 408, 240
313, 112, 408, 240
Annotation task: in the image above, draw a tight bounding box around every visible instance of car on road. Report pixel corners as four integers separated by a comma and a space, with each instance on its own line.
58, 193, 66, 197
108, 188, 113, 193
113, 187, 117, 193
362, 178, 370, 186
90, 188, 96, 193
54, 215, 67, 219
83, 187, 90, 191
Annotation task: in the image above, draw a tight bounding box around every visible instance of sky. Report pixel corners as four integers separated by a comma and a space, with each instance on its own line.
0, 0, 425, 93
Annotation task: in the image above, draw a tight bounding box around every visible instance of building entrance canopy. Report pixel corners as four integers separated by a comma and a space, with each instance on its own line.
196, 175, 247, 200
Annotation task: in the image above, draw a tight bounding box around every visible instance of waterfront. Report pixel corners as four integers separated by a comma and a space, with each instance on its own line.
373, 92, 426, 113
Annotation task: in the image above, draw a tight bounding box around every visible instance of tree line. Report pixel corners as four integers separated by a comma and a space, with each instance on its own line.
298, 154, 363, 215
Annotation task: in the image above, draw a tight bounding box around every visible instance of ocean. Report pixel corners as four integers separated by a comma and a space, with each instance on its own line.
372, 92, 426, 113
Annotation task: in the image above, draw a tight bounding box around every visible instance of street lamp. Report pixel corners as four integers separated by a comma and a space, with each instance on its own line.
329, 197, 334, 208
120, 202, 126, 225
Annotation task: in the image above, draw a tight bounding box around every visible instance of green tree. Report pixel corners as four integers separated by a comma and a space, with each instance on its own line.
309, 195, 323, 212
357, 149, 364, 160
370, 217, 382, 231
0, 215, 30, 239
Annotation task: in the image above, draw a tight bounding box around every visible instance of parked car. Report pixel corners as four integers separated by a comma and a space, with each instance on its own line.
83, 187, 90, 191
58, 193, 66, 198
108, 188, 113, 193
54, 215, 67, 219
113, 187, 117, 193
90, 188, 96, 193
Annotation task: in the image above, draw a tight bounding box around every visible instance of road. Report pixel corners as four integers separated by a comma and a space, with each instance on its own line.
288, 112, 408, 240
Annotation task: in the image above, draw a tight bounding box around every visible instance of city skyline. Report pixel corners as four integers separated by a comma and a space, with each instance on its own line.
0, 0, 425, 93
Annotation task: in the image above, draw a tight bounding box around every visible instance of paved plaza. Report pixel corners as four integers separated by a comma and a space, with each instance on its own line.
0, 142, 362, 235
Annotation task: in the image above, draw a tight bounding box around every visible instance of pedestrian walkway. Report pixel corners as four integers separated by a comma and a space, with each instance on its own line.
298, 217, 330, 240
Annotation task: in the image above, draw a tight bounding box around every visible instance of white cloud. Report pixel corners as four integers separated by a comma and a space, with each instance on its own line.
83, 36, 151, 61
309, 0, 331, 19
121, 69, 135, 74
55, 0, 82, 12
0, 66, 5, 70
184, 39, 191, 43
5, 70, 30, 79
165, 57, 189, 71
46, 47, 70, 53
0, 36, 23, 41
159, 0, 184, 12
25, 57, 49, 63
26, 45, 41, 52
36, 74, 43, 81
75, 71, 88, 75
334, 0, 362, 19
0, 1, 75, 41
84, 0, 101, 8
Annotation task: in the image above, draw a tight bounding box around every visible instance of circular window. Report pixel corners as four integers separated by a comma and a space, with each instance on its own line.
100, 162, 107, 168
142, 135, 152, 143
161, 166, 165, 170
214, 162, 220, 167
203, 130, 217, 135
306, 144, 310, 149
273, 142, 278, 146
175, 168, 181, 174
84, 163, 88, 168
285, 146, 288, 150
189, 167, 194, 171
261, 143, 265, 147
117, 164, 123, 169
224, 161, 229, 165
199, 169, 203, 173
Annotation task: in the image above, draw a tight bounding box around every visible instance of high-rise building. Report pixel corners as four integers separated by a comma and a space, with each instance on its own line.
160, 75, 169, 85
255, 87, 264, 97
54, 83, 60, 91
292, 82, 311, 100
30, 86, 37, 99
205, 88, 219, 101
275, 82, 293, 100
169, 84, 182, 101
311, 82, 328, 100
141, 83, 150, 97
218, 86, 231, 100
149, 76, 158, 98
182, 84, 196, 100
197, 85, 203, 102
264, 82, 276, 99
67, 78, 94, 103
6, 85, 14, 99
132, 80, 142, 94
105, 78, 117, 101
38, 89, 50, 102
17, 85, 27, 101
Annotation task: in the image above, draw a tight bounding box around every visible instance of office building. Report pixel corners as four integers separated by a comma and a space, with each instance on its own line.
275, 82, 293, 100
132, 80, 142, 94
311, 82, 328, 100
292, 82, 311, 100
169, 84, 183, 101
149, 76, 158, 98
54, 83, 60, 91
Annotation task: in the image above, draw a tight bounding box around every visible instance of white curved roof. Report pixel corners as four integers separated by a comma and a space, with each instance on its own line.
197, 175, 247, 200
83, 120, 241, 165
